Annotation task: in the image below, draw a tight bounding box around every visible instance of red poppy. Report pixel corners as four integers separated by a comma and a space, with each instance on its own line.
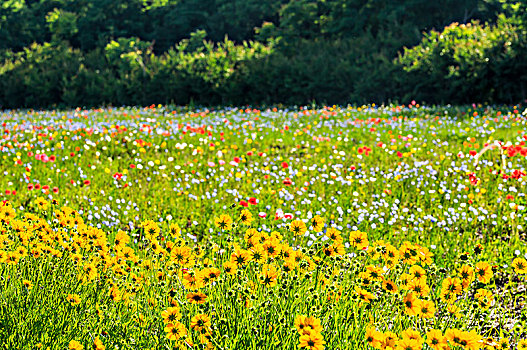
35, 184, 41, 190
11, 190, 16, 195
249, 197, 257, 205
52, 187, 59, 194
240, 200, 249, 207
5, 190, 10, 195
234, 157, 241, 163
28, 184, 34, 191
247, 151, 253, 156
283, 178, 292, 186
84, 180, 91, 186
49, 155, 56, 162
281, 162, 288, 169
42, 185, 49, 191
130, 164, 136, 168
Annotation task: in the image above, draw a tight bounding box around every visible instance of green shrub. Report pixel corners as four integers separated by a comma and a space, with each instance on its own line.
397, 15, 527, 103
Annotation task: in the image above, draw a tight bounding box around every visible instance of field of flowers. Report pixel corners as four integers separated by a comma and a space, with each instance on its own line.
1, 104, 526, 350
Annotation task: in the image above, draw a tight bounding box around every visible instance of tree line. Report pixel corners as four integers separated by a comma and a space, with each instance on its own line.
0, 0, 525, 108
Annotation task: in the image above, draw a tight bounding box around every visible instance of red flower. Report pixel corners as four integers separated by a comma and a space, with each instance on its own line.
49, 155, 56, 162
84, 180, 91, 186
283, 178, 292, 186
247, 151, 253, 156
469, 150, 477, 156
234, 157, 241, 163
249, 197, 257, 205
28, 184, 34, 191
130, 164, 136, 168
11, 190, 16, 195
52, 187, 59, 194
281, 162, 288, 169
5, 190, 10, 195
240, 200, 249, 207
42, 185, 49, 191
35, 184, 41, 190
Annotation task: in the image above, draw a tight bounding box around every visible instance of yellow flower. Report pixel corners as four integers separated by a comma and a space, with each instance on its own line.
426, 329, 445, 350
512, 257, 527, 274
310, 215, 324, 232
22, 279, 33, 290
214, 214, 233, 230
298, 330, 325, 350
458, 264, 475, 288
290, 220, 307, 236
36, 197, 49, 211
190, 313, 211, 332
396, 338, 421, 350
93, 337, 105, 350
223, 261, 238, 275
349, 231, 369, 250
186, 292, 207, 304
364, 327, 383, 349
474, 261, 493, 283
239, 209, 253, 225
475, 288, 494, 310
416, 299, 435, 318
169, 223, 181, 238
382, 279, 398, 294
164, 321, 187, 341
161, 306, 181, 324
68, 340, 83, 350
402, 292, 420, 316
401, 328, 423, 344
67, 294, 81, 306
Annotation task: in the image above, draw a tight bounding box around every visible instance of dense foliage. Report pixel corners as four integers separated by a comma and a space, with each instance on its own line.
2, 0, 525, 107
0, 104, 526, 349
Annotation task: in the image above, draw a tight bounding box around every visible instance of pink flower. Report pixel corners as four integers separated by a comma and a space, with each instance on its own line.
258, 212, 267, 218
284, 213, 294, 220
219, 160, 226, 165
207, 162, 216, 167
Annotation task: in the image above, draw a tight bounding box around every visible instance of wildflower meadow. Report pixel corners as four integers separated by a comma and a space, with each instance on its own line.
1, 104, 526, 350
